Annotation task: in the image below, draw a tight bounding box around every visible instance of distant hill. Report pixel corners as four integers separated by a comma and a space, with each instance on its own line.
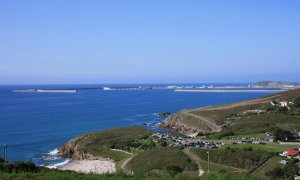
251, 81, 298, 88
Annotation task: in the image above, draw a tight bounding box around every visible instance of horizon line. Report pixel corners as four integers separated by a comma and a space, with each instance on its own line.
1, 81, 299, 86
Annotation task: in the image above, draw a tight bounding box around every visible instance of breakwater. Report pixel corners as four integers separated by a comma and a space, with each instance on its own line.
175, 89, 286, 93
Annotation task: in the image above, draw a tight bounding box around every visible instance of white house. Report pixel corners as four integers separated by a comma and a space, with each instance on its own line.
279, 101, 288, 107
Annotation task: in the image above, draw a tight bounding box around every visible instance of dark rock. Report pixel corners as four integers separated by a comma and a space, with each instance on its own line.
156, 112, 171, 116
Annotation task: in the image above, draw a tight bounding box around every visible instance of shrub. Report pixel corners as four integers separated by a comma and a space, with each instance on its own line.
0, 162, 38, 173
284, 160, 298, 178
140, 141, 156, 150
277, 106, 288, 112
141, 135, 149, 139
243, 147, 253, 151
192, 148, 270, 169
295, 97, 300, 108
266, 161, 298, 179
217, 131, 235, 139
166, 165, 183, 175
273, 128, 293, 142
13, 162, 37, 172
219, 169, 228, 173
266, 167, 284, 178
160, 141, 168, 147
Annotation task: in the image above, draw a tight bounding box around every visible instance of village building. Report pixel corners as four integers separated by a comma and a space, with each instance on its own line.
280, 148, 300, 158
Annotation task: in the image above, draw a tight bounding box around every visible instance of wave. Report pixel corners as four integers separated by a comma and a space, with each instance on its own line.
48, 148, 59, 155
46, 159, 70, 169
40, 155, 60, 161
131, 113, 153, 117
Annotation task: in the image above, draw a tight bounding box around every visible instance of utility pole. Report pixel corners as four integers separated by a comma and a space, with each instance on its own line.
207, 150, 210, 173
3, 144, 7, 165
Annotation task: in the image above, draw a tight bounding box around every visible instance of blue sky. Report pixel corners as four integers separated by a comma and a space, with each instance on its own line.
0, 0, 299, 84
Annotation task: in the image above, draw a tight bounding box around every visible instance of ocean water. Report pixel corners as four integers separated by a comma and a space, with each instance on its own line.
0, 84, 277, 166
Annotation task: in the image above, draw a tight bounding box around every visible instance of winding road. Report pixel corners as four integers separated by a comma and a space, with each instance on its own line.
121, 155, 136, 175
182, 111, 222, 132
183, 148, 204, 176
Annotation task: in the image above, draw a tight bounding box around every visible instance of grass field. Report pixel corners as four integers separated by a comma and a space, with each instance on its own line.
191, 147, 271, 170
233, 133, 267, 139
198, 157, 247, 175
224, 143, 296, 153
163, 88, 300, 136
126, 147, 198, 174
0, 170, 268, 180
224, 113, 300, 135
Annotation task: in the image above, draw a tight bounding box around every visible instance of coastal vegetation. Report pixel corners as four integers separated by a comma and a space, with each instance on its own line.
161, 88, 300, 138
156, 88, 300, 178
264, 160, 298, 179
59, 126, 152, 162
225, 143, 296, 153
191, 147, 271, 170
0, 161, 267, 180
254, 156, 284, 176
8, 88, 298, 179
126, 146, 197, 174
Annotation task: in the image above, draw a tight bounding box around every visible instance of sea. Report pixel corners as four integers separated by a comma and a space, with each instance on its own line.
0, 84, 278, 167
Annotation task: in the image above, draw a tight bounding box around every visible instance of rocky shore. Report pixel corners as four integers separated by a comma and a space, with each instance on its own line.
59, 135, 85, 160
59, 135, 106, 160
57, 134, 117, 174
158, 112, 215, 136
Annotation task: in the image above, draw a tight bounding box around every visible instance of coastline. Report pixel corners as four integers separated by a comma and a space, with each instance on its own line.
2, 84, 283, 166
174, 89, 286, 93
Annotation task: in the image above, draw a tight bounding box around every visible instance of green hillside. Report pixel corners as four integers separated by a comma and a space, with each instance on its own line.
0, 161, 265, 180
59, 126, 151, 162
160, 88, 300, 137
126, 147, 197, 174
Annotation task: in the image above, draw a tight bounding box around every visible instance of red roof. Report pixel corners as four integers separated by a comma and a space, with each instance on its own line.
287, 149, 299, 156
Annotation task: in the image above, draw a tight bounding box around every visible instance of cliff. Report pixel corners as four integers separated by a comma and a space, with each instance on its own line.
59, 135, 97, 160
58, 126, 150, 162
159, 111, 221, 136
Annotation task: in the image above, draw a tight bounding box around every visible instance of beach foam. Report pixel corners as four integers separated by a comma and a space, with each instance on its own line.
48, 148, 59, 155
46, 159, 70, 169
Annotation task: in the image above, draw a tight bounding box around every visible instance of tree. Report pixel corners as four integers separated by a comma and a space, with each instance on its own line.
266, 161, 298, 179
166, 165, 183, 175
266, 167, 285, 178
295, 97, 300, 108
284, 160, 298, 178
273, 128, 292, 142
13, 162, 37, 172
160, 141, 167, 147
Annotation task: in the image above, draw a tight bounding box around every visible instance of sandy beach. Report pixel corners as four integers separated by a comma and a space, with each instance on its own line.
57, 160, 116, 174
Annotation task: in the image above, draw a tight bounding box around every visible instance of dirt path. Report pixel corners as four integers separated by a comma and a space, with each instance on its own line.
121, 155, 136, 175
183, 148, 204, 176
182, 111, 222, 132
110, 149, 133, 155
